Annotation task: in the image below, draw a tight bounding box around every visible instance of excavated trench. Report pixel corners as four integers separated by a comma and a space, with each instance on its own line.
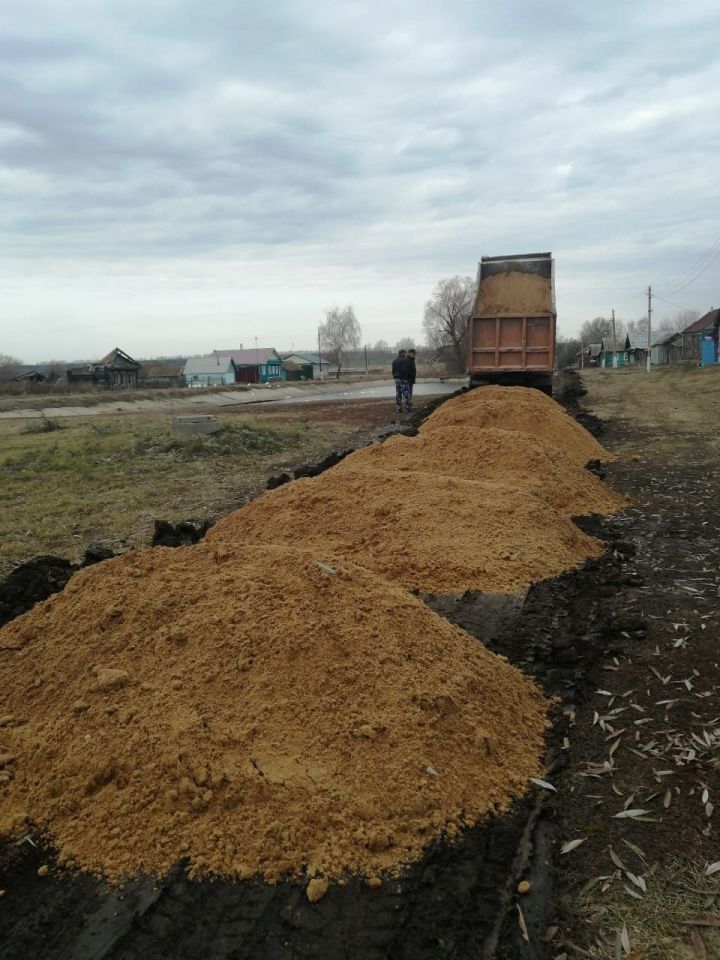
0, 377, 642, 960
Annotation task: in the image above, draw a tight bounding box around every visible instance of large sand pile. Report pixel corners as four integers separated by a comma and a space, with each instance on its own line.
206, 469, 605, 594
332, 427, 625, 518
420, 386, 613, 465
0, 544, 549, 883
476, 272, 553, 315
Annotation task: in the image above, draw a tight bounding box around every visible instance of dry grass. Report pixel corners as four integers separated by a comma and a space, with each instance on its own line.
577, 860, 720, 959
0, 411, 357, 577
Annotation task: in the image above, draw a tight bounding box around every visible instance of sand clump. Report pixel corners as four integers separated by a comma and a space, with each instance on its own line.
206, 468, 606, 594
332, 427, 625, 518
476, 272, 553, 315
420, 386, 614, 466
0, 544, 549, 883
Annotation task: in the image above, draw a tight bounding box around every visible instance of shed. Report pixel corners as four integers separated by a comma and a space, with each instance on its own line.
627, 331, 650, 365
213, 348, 286, 384
183, 355, 236, 387
650, 330, 682, 366
577, 343, 602, 367
66, 347, 140, 389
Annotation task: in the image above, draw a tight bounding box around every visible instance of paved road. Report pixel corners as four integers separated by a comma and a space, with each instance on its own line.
0, 379, 464, 420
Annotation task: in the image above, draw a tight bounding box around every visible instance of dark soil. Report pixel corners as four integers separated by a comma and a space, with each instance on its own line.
2, 373, 714, 958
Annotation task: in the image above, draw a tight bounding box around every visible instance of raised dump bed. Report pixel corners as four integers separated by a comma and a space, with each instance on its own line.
467, 252, 556, 394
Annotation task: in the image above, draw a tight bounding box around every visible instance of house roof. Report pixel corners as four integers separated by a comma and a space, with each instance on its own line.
652, 330, 681, 346
96, 347, 140, 369
213, 348, 281, 366
282, 352, 321, 365
681, 308, 720, 335
600, 335, 630, 352
14, 369, 47, 381
627, 331, 649, 350
183, 356, 236, 376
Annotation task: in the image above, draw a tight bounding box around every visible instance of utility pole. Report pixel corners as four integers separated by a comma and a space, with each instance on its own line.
611, 308, 617, 368
317, 326, 323, 380
646, 286, 652, 374
580, 340, 584, 369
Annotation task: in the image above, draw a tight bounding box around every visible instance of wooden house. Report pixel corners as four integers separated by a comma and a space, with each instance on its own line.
66, 347, 140, 389
679, 309, 719, 365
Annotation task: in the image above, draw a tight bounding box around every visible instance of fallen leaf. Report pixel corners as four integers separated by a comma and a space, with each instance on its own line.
516, 903, 529, 943
620, 923, 631, 955
561, 838, 587, 854
704, 861, 720, 877
614, 809, 651, 819
529, 777, 557, 793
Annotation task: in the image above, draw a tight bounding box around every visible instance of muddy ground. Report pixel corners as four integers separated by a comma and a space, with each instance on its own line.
1, 368, 719, 958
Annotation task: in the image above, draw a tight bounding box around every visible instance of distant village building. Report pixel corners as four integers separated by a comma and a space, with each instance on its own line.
14, 369, 47, 382
212, 348, 286, 384
577, 343, 602, 367
66, 347, 140, 389
679, 309, 719, 365
183, 355, 236, 387
281, 352, 322, 380
138, 362, 185, 388
598, 335, 630, 368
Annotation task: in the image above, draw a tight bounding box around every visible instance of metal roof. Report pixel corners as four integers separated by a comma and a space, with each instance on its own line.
213, 348, 281, 366
183, 356, 235, 375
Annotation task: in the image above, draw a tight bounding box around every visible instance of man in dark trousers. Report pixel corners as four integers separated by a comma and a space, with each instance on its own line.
391, 348, 408, 413
406, 349, 417, 411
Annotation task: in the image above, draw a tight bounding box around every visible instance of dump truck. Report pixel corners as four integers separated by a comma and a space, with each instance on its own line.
467, 252, 556, 395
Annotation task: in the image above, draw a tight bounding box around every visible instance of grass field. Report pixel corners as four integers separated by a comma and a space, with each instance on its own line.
0, 409, 362, 577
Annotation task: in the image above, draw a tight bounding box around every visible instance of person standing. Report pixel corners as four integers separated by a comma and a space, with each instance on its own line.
406, 349, 417, 411
392, 349, 407, 413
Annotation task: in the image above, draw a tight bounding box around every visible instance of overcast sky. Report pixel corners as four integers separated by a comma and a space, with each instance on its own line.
2, 0, 720, 362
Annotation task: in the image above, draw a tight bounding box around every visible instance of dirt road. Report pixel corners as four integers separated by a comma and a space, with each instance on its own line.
0, 379, 463, 420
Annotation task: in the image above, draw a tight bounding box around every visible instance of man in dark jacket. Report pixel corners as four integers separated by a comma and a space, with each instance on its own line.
406, 349, 417, 411
392, 349, 407, 412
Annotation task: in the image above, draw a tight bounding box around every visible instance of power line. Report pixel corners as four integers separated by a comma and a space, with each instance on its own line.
651, 293, 698, 312
655, 236, 720, 294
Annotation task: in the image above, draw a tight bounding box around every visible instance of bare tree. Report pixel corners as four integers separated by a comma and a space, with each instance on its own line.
673, 309, 700, 331
422, 276, 475, 372
0, 354, 23, 381
319, 305, 361, 378
395, 336, 416, 352
580, 316, 613, 344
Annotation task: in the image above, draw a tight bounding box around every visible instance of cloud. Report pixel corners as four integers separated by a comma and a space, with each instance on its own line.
1, 0, 719, 358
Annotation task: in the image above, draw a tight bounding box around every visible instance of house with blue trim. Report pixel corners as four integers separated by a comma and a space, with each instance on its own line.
212, 348, 286, 384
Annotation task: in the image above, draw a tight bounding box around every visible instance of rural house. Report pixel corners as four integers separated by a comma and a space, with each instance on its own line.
598, 335, 630, 367
212, 348, 286, 384
281, 352, 322, 380
66, 347, 141, 389
679, 309, 719, 366
183, 355, 236, 387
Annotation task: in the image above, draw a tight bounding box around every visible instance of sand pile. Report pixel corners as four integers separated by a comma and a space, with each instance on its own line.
332, 427, 624, 518
420, 386, 613, 465
206, 468, 605, 594
476, 272, 553, 315
0, 544, 549, 883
